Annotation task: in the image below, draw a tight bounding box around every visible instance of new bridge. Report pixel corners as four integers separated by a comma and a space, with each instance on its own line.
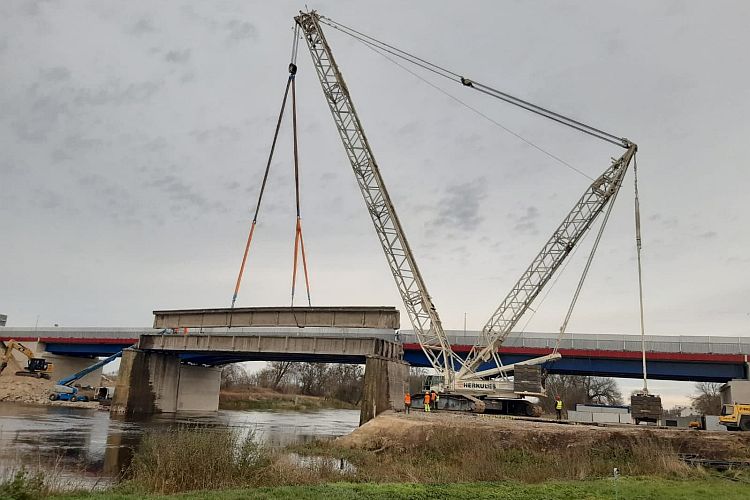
2, 326, 748, 383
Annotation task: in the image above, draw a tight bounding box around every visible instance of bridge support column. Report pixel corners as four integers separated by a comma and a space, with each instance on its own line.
111, 349, 220, 416
360, 356, 409, 425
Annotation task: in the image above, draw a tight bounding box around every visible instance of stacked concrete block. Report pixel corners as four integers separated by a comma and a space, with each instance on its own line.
569, 404, 631, 425
567, 410, 593, 423
592, 412, 620, 423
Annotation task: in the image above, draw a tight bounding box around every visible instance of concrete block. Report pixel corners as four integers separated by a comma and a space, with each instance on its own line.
176, 365, 221, 412
567, 410, 593, 423
592, 412, 620, 423
721, 380, 750, 405
576, 404, 628, 414
41, 353, 103, 386
703, 415, 726, 431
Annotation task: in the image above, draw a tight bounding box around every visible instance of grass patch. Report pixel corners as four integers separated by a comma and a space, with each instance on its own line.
219, 389, 357, 411
0, 469, 47, 500
117, 426, 351, 495
50, 477, 750, 499
291, 428, 698, 484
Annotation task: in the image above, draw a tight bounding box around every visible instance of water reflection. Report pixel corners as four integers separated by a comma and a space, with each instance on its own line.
0, 402, 359, 487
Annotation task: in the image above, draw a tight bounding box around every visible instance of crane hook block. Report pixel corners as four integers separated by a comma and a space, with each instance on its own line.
461, 77, 473, 87
289, 63, 298, 75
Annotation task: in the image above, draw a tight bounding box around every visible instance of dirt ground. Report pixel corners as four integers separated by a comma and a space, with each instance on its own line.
337, 411, 750, 460
0, 356, 98, 408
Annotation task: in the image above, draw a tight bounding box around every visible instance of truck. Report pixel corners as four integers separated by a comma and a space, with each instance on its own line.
719, 380, 750, 431
49, 350, 123, 403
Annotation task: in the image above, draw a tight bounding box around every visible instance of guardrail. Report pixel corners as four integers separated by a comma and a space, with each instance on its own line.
398, 330, 750, 355
2, 327, 749, 355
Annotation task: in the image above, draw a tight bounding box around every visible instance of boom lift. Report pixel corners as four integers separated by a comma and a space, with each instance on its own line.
0, 340, 54, 379
295, 12, 640, 415
49, 350, 123, 402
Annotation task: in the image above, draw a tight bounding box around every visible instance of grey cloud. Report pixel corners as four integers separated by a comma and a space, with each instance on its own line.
164, 49, 191, 64
32, 188, 64, 210
698, 231, 717, 239
190, 125, 241, 143
40, 67, 71, 82
148, 173, 226, 215
428, 178, 487, 232
128, 17, 156, 36
511, 206, 540, 235
226, 20, 257, 42
73, 80, 161, 107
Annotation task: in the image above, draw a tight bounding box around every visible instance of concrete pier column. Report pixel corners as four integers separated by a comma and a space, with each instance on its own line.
111, 349, 220, 416
40, 353, 103, 386
360, 356, 409, 425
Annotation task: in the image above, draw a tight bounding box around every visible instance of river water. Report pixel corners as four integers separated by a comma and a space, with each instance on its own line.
0, 403, 359, 488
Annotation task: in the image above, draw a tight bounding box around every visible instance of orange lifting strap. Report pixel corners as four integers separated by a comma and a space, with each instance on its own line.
231, 24, 311, 308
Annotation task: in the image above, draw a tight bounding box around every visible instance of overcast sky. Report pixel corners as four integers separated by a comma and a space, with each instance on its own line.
2, 2, 749, 403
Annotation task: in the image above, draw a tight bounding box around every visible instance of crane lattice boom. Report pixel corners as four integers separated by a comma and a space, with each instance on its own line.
295, 12, 462, 381
458, 144, 636, 380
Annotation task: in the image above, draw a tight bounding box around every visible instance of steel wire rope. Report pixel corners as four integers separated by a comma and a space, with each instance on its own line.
633, 153, 649, 393
319, 15, 627, 148
231, 26, 301, 310
347, 34, 594, 180
552, 172, 624, 355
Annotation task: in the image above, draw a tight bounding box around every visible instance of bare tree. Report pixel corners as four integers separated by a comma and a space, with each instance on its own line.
267, 361, 294, 390
541, 375, 623, 413
220, 364, 248, 388
691, 382, 722, 415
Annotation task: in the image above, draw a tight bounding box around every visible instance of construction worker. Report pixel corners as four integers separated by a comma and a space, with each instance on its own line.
424, 390, 431, 413
430, 390, 438, 412
404, 392, 411, 414
555, 396, 564, 420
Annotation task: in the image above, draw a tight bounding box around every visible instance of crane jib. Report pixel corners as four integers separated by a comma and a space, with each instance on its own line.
295, 12, 463, 382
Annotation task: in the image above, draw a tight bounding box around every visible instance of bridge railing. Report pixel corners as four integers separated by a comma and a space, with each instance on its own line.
398, 331, 750, 355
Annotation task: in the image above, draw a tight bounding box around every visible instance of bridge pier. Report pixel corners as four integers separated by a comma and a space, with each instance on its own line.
110, 349, 220, 416
360, 355, 409, 425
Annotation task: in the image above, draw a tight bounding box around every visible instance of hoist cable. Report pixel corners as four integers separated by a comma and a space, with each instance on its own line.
470, 84, 625, 148
552, 171, 623, 354
289, 75, 312, 307
633, 153, 648, 393
352, 36, 593, 181
319, 15, 628, 149
231, 72, 293, 308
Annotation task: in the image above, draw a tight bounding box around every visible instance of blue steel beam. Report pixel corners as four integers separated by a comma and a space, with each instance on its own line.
41, 341, 746, 383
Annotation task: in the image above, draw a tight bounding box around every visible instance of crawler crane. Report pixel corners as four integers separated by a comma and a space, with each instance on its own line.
295, 12, 641, 415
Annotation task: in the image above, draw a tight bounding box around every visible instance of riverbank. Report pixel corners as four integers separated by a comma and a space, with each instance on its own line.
3, 410, 749, 499
45, 478, 750, 499
0, 369, 98, 408
219, 387, 357, 411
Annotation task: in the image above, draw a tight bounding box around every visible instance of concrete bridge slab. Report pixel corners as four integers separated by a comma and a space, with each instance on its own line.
152, 306, 400, 330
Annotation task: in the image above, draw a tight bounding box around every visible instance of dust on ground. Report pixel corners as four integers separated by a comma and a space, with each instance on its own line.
337, 411, 750, 460
0, 356, 98, 408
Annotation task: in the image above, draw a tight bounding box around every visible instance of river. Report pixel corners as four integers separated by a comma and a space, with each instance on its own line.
0, 402, 359, 489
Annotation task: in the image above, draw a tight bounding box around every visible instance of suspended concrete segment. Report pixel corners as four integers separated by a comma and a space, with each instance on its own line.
152, 306, 400, 330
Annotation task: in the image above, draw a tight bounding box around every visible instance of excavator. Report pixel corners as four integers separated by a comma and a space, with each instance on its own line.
0, 340, 54, 379
292, 12, 644, 415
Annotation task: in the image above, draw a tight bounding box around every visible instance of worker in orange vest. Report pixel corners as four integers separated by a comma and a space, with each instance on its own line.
430, 390, 438, 412
424, 390, 431, 413
404, 392, 411, 414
